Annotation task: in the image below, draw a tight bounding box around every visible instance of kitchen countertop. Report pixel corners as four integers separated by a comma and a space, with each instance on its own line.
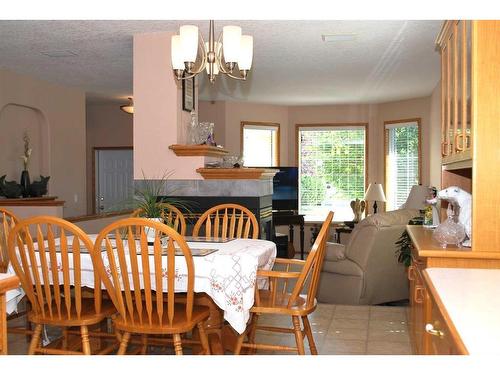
424, 268, 500, 354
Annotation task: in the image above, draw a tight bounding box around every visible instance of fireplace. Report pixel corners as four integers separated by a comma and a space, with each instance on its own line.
135, 178, 274, 240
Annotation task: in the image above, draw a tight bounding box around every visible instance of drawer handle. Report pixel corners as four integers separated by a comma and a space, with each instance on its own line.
414, 286, 424, 304
425, 323, 444, 338
408, 265, 416, 281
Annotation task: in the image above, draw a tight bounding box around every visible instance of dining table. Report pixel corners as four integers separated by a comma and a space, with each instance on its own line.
5, 235, 277, 354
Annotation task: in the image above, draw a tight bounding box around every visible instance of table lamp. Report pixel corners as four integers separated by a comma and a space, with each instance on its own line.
364, 183, 386, 214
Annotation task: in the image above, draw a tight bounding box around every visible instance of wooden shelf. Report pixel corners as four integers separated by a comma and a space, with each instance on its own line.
196, 168, 279, 180
0, 196, 65, 206
442, 149, 472, 169
169, 144, 229, 157
407, 225, 500, 260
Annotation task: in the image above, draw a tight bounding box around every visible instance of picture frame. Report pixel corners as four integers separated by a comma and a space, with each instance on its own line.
182, 76, 195, 112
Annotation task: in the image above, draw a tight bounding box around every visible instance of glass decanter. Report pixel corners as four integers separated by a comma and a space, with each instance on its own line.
432, 209, 466, 248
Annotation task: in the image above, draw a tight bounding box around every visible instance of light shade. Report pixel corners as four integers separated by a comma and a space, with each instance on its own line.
222, 25, 242, 63
402, 185, 429, 210
180, 25, 198, 63
120, 97, 134, 114
171, 35, 184, 70
364, 183, 386, 202
238, 35, 253, 70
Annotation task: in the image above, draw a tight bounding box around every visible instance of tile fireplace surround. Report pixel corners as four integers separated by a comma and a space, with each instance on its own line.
134, 179, 274, 240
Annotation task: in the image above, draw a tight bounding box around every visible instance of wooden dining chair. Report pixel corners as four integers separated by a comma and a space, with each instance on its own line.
131, 203, 187, 235
0, 208, 19, 273
7, 216, 117, 354
1, 208, 33, 339
90, 217, 211, 355
193, 203, 259, 239
234, 211, 334, 355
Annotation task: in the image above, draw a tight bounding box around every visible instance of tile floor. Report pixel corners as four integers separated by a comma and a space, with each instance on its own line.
7, 303, 412, 355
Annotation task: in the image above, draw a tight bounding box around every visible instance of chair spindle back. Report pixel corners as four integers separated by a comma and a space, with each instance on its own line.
131, 203, 187, 236
91, 218, 195, 327
193, 204, 259, 239
288, 211, 333, 308
7, 216, 100, 320
0, 208, 19, 272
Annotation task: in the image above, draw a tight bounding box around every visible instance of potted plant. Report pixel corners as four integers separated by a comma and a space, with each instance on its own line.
131, 171, 192, 240
395, 230, 412, 267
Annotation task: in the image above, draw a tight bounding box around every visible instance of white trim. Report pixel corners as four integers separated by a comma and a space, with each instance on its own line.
243, 124, 279, 131
384, 121, 418, 130
298, 125, 363, 132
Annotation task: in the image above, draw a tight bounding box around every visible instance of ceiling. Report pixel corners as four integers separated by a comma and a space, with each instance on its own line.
0, 20, 442, 105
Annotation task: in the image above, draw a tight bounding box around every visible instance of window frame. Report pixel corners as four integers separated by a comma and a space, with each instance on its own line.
383, 118, 422, 211
240, 121, 281, 167
295, 123, 369, 219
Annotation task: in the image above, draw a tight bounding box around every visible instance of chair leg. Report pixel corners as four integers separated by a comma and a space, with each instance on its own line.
302, 315, 318, 355
81, 326, 91, 355
292, 316, 305, 355
140, 335, 148, 355
117, 332, 131, 355
197, 322, 211, 355
173, 333, 183, 355
247, 314, 259, 354
28, 324, 42, 355
233, 329, 246, 355
62, 328, 69, 350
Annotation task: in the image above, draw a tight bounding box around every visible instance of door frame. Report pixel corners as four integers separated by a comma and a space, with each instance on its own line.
92, 146, 133, 214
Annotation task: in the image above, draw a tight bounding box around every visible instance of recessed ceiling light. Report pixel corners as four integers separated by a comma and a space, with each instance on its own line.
40, 50, 78, 58
321, 34, 357, 42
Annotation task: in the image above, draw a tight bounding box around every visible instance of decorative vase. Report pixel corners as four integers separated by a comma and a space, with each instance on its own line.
432, 212, 466, 248
20, 170, 30, 198
145, 218, 163, 242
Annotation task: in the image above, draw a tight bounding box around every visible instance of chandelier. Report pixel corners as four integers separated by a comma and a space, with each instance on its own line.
171, 20, 253, 83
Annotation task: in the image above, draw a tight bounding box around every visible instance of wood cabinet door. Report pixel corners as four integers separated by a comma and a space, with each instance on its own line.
408, 262, 430, 354
426, 300, 462, 354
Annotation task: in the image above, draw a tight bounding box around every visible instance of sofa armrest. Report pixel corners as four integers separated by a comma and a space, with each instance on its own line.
325, 242, 346, 261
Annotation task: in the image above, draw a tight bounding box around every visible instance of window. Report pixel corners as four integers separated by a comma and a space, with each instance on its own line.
241, 122, 280, 167
384, 119, 421, 211
297, 125, 366, 221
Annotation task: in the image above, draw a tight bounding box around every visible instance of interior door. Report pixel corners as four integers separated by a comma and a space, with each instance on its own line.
95, 148, 133, 214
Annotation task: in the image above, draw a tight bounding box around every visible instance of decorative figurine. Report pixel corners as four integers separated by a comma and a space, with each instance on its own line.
350, 198, 366, 223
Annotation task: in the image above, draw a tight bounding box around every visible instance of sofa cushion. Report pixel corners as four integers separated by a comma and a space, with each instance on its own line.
322, 258, 363, 276
355, 209, 420, 229
325, 242, 346, 261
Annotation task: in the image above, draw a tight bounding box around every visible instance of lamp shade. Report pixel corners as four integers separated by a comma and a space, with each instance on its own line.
222, 25, 242, 63
180, 25, 198, 63
171, 35, 185, 70
402, 185, 429, 210
364, 183, 386, 202
238, 35, 253, 70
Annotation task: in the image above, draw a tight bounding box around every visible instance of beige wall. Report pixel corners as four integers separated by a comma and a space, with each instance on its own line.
85, 103, 133, 213
0, 69, 86, 217
133, 32, 203, 181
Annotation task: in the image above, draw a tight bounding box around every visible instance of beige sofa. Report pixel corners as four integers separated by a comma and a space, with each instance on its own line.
317, 209, 419, 305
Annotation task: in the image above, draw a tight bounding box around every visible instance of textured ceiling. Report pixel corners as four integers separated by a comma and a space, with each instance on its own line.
0, 20, 442, 105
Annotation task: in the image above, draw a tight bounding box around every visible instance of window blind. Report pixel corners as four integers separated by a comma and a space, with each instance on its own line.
298, 126, 366, 221
385, 123, 419, 210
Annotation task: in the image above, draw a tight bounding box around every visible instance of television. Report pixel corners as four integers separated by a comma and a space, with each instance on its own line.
271, 167, 298, 211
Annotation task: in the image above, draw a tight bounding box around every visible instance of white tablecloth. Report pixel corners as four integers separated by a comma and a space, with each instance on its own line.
7, 236, 276, 334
